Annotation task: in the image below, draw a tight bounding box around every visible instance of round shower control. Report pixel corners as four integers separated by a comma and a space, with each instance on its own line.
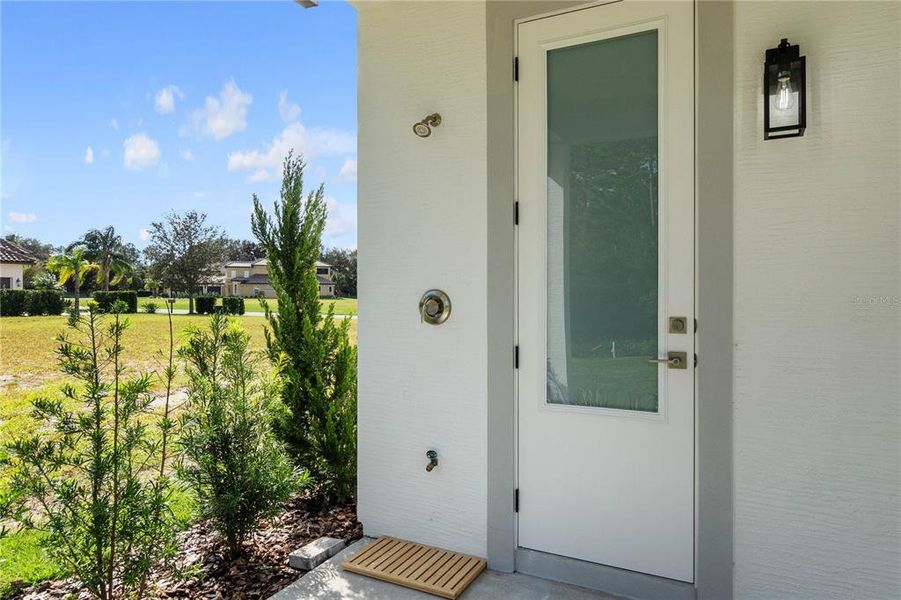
419, 289, 451, 325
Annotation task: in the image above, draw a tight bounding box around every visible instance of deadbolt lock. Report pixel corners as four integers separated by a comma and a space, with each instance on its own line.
669, 316, 688, 334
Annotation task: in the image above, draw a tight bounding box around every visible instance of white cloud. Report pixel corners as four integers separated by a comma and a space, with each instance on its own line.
339, 157, 357, 180
179, 148, 194, 161
8, 211, 37, 223
325, 196, 357, 237
84, 146, 94, 164
110, 118, 119, 130
248, 169, 272, 183
227, 122, 355, 182
154, 85, 184, 114
278, 91, 301, 122
139, 228, 151, 241
189, 80, 252, 140
123, 133, 161, 170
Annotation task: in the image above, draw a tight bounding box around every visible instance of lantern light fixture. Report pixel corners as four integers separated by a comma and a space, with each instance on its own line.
764, 38, 806, 140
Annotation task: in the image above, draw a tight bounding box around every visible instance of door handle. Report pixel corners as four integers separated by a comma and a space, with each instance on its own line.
647, 351, 688, 369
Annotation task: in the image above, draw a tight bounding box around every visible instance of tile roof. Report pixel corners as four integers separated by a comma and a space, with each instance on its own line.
0, 239, 37, 264
224, 258, 268, 268
234, 274, 272, 285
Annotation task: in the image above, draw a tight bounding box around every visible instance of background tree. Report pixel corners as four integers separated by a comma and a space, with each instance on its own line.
252, 154, 357, 502
70, 226, 134, 291
223, 238, 267, 262
46, 247, 99, 311
143, 275, 161, 296
321, 247, 357, 297
3, 234, 61, 288
143, 211, 226, 314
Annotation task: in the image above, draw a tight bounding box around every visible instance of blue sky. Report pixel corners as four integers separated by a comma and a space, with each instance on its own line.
1, 0, 358, 250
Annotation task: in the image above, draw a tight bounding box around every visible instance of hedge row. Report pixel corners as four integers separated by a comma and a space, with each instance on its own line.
92, 291, 138, 314
195, 295, 217, 314
220, 297, 245, 315
0, 289, 66, 317
191, 295, 244, 315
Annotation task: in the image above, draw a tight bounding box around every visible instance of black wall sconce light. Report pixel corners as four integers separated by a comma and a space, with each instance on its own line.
764, 38, 806, 139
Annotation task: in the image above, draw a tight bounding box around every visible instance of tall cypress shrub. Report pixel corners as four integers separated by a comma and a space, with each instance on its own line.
251, 153, 357, 502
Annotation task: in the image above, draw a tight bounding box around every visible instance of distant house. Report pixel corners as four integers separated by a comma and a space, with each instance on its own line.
0, 239, 37, 289
198, 273, 224, 296
223, 258, 336, 298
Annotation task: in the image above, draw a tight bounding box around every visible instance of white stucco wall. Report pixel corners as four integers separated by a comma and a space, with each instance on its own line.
0, 263, 25, 288
356, 1, 489, 557
732, 3, 901, 598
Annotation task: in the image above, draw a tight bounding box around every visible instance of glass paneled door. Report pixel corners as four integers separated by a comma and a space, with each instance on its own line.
517, 1, 695, 582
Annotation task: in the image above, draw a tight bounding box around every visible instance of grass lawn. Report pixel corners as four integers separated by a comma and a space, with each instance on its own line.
549, 356, 658, 412
155, 297, 358, 315
0, 312, 357, 595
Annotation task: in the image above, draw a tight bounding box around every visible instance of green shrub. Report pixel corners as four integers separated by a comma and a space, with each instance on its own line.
221, 296, 245, 315
143, 301, 159, 314
26, 290, 65, 315
252, 154, 357, 502
30, 271, 60, 291
92, 290, 138, 313
0, 290, 65, 316
136, 290, 152, 297
0, 289, 29, 316
4, 305, 179, 598
195, 295, 217, 315
178, 314, 300, 556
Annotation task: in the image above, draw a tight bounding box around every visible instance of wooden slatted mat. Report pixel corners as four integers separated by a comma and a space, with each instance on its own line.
340, 537, 486, 599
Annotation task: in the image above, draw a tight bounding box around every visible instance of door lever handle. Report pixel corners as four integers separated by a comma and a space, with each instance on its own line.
647, 351, 688, 369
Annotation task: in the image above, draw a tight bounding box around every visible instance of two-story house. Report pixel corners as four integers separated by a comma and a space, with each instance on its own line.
223, 258, 337, 298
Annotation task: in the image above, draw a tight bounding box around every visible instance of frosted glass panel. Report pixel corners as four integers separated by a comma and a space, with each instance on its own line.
545, 30, 659, 412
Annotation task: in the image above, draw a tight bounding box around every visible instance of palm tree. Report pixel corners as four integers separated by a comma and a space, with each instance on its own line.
71, 226, 133, 291
46, 247, 99, 312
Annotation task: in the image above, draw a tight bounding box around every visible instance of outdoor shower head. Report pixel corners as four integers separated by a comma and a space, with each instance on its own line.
413, 113, 441, 137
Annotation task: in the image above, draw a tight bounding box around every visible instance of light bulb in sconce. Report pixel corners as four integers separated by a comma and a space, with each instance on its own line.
775, 71, 795, 111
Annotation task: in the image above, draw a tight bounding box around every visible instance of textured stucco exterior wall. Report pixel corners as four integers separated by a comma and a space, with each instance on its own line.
0, 263, 25, 288
732, 3, 901, 598
355, 1, 489, 557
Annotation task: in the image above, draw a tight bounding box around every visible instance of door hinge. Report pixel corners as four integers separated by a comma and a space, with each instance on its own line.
514, 345, 519, 369
694, 353, 699, 368
514, 201, 519, 225
514, 488, 519, 512
513, 57, 519, 82
694, 318, 698, 332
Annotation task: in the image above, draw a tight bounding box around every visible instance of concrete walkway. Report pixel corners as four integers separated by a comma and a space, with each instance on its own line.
270, 539, 618, 600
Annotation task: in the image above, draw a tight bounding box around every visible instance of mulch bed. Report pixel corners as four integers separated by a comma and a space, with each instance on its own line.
11, 499, 363, 600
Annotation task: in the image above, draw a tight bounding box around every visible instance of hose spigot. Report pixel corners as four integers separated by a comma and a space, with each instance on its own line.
426, 450, 439, 472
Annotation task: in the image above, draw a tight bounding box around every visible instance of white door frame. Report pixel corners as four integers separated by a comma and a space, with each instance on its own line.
515, 0, 695, 582
482, 1, 733, 597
